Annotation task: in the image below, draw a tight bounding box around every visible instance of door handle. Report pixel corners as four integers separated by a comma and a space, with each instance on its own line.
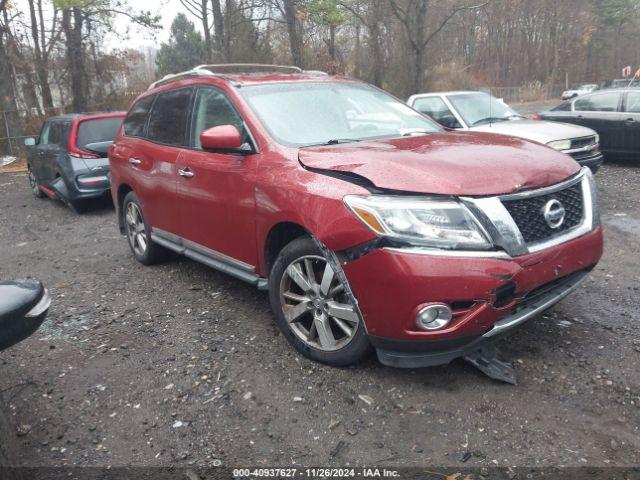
625, 117, 636, 122
128, 158, 141, 165
178, 168, 194, 178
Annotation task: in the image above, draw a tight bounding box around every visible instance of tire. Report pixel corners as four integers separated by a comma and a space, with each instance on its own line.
27, 165, 45, 198
122, 191, 170, 265
268, 236, 371, 367
69, 200, 88, 214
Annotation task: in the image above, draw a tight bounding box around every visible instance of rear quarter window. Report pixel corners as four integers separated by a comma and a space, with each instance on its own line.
124, 96, 155, 137
77, 117, 123, 149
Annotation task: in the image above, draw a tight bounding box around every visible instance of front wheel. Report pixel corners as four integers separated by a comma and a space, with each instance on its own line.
122, 191, 170, 265
268, 236, 371, 366
27, 166, 45, 198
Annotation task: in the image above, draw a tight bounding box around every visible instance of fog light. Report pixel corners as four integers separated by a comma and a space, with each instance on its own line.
416, 304, 452, 331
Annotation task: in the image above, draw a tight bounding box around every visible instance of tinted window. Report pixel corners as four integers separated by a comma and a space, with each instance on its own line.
77, 117, 123, 149
46, 122, 68, 147
124, 96, 154, 137
551, 102, 572, 112
412, 97, 460, 127
147, 88, 193, 146
624, 92, 640, 113
191, 88, 245, 149
574, 92, 620, 112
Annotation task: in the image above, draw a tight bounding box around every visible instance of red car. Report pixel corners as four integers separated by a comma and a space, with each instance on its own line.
109, 65, 603, 369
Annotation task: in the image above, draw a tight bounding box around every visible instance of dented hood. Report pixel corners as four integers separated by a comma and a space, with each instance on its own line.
299, 131, 580, 196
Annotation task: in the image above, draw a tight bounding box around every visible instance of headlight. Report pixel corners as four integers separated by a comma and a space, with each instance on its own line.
547, 139, 572, 151
343, 195, 492, 250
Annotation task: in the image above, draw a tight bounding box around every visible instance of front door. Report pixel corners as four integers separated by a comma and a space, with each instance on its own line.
622, 91, 640, 161
176, 86, 258, 268
572, 91, 625, 157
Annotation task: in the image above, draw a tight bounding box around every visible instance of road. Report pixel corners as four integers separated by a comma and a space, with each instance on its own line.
0, 157, 639, 469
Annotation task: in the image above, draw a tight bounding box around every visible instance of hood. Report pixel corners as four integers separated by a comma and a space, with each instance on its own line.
299, 131, 579, 196
470, 119, 596, 145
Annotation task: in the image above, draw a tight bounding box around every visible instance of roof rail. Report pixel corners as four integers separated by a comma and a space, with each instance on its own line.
195, 63, 303, 74
147, 64, 327, 91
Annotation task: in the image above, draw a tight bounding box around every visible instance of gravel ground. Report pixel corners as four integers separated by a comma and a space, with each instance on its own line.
0, 155, 639, 468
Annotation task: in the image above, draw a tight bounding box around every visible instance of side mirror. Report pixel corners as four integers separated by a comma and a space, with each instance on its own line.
24, 137, 36, 147
0, 279, 50, 351
200, 125, 244, 152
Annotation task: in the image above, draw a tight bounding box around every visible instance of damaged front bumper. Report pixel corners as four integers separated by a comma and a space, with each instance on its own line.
341, 226, 603, 369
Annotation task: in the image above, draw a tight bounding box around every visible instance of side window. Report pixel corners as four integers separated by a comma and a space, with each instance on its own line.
39, 122, 51, 145
124, 95, 155, 137
147, 88, 193, 146
574, 93, 620, 112
190, 87, 246, 149
624, 92, 640, 113
552, 101, 572, 112
48, 122, 61, 146
412, 97, 461, 128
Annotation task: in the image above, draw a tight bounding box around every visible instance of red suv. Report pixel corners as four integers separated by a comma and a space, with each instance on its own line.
109, 65, 603, 368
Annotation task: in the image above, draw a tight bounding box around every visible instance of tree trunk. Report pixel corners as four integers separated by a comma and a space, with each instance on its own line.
27, 0, 53, 110
369, 20, 383, 87
211, 0, 225, 59
201, 0, 212, 62
0, 0, 23, 150
411, 0, 427, 92
62, 7, 87, 112
283, 0, 304, 67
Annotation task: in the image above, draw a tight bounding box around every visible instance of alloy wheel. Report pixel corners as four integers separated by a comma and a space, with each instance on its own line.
279, 255, 360, 352
28, 168, 39, 195
125, 202, 148, 257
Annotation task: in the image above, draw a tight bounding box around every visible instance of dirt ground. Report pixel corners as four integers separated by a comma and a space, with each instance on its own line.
0, 156, 639, 469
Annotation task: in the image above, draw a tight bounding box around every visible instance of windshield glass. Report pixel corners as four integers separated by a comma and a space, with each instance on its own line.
240, 82, 441, 146
447, 93, 523, 127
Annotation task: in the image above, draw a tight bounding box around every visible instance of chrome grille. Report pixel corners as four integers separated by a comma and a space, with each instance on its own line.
501, 183, 584, 243
570, 136, 597, 149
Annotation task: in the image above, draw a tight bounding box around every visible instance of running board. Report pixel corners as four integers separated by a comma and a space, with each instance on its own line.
150, 231, 268, 290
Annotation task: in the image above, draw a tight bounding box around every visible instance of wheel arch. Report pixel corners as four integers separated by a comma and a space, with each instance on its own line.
263, 221, 310, 276
117, 183, 134, 234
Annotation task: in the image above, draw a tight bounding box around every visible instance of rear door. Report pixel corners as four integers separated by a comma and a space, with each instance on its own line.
572, 91, 625, 157
176, 85, 258, 267
621, 91, 640, 160
135, 87, 194, 235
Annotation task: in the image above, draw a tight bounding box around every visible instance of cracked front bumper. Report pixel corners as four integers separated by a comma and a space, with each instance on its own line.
341, 226, 603, 367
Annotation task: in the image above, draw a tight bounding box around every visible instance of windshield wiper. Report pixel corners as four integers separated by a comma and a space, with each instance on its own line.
471, 117, 511, 126
325, 138, 361, 145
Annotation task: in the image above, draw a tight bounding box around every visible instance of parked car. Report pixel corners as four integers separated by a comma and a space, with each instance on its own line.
110, 65, 603, 370
561, 84, 598, 100
0, 279, 50, 351
536, 88, 640, 162
407, 91, 603, 171
599, 78, 639, 89
24, 112, 125, 212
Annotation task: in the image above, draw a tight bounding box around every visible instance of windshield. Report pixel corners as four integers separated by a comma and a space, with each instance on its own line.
447, 93, 523, 127
239, 82, 441, 146
77, 117, 123, 149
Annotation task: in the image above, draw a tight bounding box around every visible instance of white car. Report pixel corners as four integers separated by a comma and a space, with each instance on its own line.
561, 84, 598, 100
407, 91, 603, 172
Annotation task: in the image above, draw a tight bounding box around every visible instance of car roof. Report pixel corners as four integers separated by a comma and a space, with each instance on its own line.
411, 91, 483, 97
46, 111, 126, 122
146, 64, 342, 92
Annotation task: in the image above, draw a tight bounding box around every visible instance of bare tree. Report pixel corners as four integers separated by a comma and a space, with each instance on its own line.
389, 0, 489, 92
